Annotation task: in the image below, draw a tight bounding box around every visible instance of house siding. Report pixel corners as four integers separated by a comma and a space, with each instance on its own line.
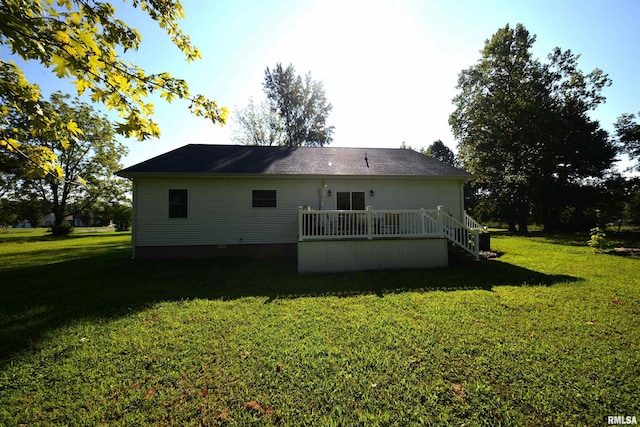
298, 238, 449, 273
132, 176, 464, 249
318, 177, 463, 219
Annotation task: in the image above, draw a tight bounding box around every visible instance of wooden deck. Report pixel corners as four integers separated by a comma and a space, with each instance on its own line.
297, 206, 481, 273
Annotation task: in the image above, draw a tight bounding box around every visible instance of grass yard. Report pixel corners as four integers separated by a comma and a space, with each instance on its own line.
0, 228, 638, 426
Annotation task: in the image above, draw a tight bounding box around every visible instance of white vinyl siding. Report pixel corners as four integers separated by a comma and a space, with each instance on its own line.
322, 178, 463, 218
298, 239, 448, 273
132, 176, 465, 247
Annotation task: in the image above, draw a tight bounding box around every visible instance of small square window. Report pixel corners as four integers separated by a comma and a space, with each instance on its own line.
169, 189, 188, 218
252, 190, 276, 208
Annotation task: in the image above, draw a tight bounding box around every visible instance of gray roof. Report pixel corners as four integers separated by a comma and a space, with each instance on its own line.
117, 144, 472, 179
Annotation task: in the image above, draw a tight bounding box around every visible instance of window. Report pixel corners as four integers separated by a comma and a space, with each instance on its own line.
168, 189, 188, 218
252, 190, 277, 208
336, 191, 365, 210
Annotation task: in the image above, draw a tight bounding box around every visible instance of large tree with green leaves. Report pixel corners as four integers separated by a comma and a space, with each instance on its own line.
450, 24, 616, 232
4, 92, 128, 234
0, 0, 227, 176
615, 112, 640, 171
262, 63, 334, 147
614, 114, 640, 225
425, 140, 457, 166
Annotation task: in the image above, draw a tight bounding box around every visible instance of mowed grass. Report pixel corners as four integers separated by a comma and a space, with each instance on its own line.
0, 229, 638, 426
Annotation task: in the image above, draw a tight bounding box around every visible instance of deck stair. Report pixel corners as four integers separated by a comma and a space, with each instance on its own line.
448, 242, 479, 266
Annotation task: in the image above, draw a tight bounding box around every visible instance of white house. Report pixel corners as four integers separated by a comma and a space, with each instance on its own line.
38, 213, 85, 228
117, 144, 481, 273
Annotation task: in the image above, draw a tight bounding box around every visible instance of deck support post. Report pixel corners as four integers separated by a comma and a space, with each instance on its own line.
298, 206, 304, 241
473, 229, 480, 260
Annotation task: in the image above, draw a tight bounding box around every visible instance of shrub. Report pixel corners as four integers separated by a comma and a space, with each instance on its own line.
112, 205, 132, 232
587, 227, 607, 253
51, 221, 73, 236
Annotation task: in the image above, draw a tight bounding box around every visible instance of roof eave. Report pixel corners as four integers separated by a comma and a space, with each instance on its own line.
115, 171, 473, 180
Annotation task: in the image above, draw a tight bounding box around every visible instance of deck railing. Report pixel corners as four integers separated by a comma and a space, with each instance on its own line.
464, 211, 485, 231
298, 206, 480, 260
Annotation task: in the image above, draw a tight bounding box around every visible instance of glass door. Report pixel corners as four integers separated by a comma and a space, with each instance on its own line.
336, 191, 366, 235
336, 191, 365, 210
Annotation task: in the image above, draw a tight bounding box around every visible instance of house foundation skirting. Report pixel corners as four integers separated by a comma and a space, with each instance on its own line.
297, 238, 448, 273
134, 243, 297, 259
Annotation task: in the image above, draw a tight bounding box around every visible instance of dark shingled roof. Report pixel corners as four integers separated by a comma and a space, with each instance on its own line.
117, 144, 472, 179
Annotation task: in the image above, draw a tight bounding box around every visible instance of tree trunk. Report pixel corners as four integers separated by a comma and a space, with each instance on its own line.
51, 205, 71, 235
517, 219, 529, 234
543, 210, 558, 232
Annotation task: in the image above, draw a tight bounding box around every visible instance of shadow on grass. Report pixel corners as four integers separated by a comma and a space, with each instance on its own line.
0, 229, 125, 244
490, 229, 640, 248
0, 243, 581, 365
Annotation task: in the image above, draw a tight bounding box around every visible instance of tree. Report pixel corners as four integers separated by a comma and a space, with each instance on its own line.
262, 63, 334, 146
0, 0, 228, 176
615, 112, 640, 171
0, 199, 18, 228
450, 24, 616, 232
450, 24, 547, 232
101, 202, 132, 231
231, 97, 286, 146
400, 140, 457, 165
425, 140, 457, 166
4, 92, 128, 234
622, 178, 640, 225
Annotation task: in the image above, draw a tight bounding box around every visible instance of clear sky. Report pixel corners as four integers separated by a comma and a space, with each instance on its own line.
10, 0, 640, 169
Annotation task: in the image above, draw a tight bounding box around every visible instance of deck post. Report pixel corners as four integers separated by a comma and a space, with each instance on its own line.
473, 228, 480, 260
298, 206, 304, 241
366, 206, 373, 240
437, 205, 444, 238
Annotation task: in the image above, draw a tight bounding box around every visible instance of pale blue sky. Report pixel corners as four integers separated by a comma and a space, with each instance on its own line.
8, 0, 640, 169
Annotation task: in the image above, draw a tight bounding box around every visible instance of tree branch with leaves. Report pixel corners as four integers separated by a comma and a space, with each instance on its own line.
615, 112, 640, 171
0, 0, 228, 176
4, 92, 129, 234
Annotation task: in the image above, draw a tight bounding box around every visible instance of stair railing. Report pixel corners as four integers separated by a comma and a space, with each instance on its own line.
435, 207, 480, 260
464, 211, 485, 232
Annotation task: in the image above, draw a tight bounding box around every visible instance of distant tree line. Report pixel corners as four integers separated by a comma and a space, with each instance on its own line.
0, 198, 132, 231
409, 135, 639, 232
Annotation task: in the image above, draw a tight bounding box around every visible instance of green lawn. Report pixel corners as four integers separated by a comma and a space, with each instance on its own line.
0, 228, 638, 426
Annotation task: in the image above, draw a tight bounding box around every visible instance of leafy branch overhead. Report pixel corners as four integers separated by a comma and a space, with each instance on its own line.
0, 0, 228, 174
